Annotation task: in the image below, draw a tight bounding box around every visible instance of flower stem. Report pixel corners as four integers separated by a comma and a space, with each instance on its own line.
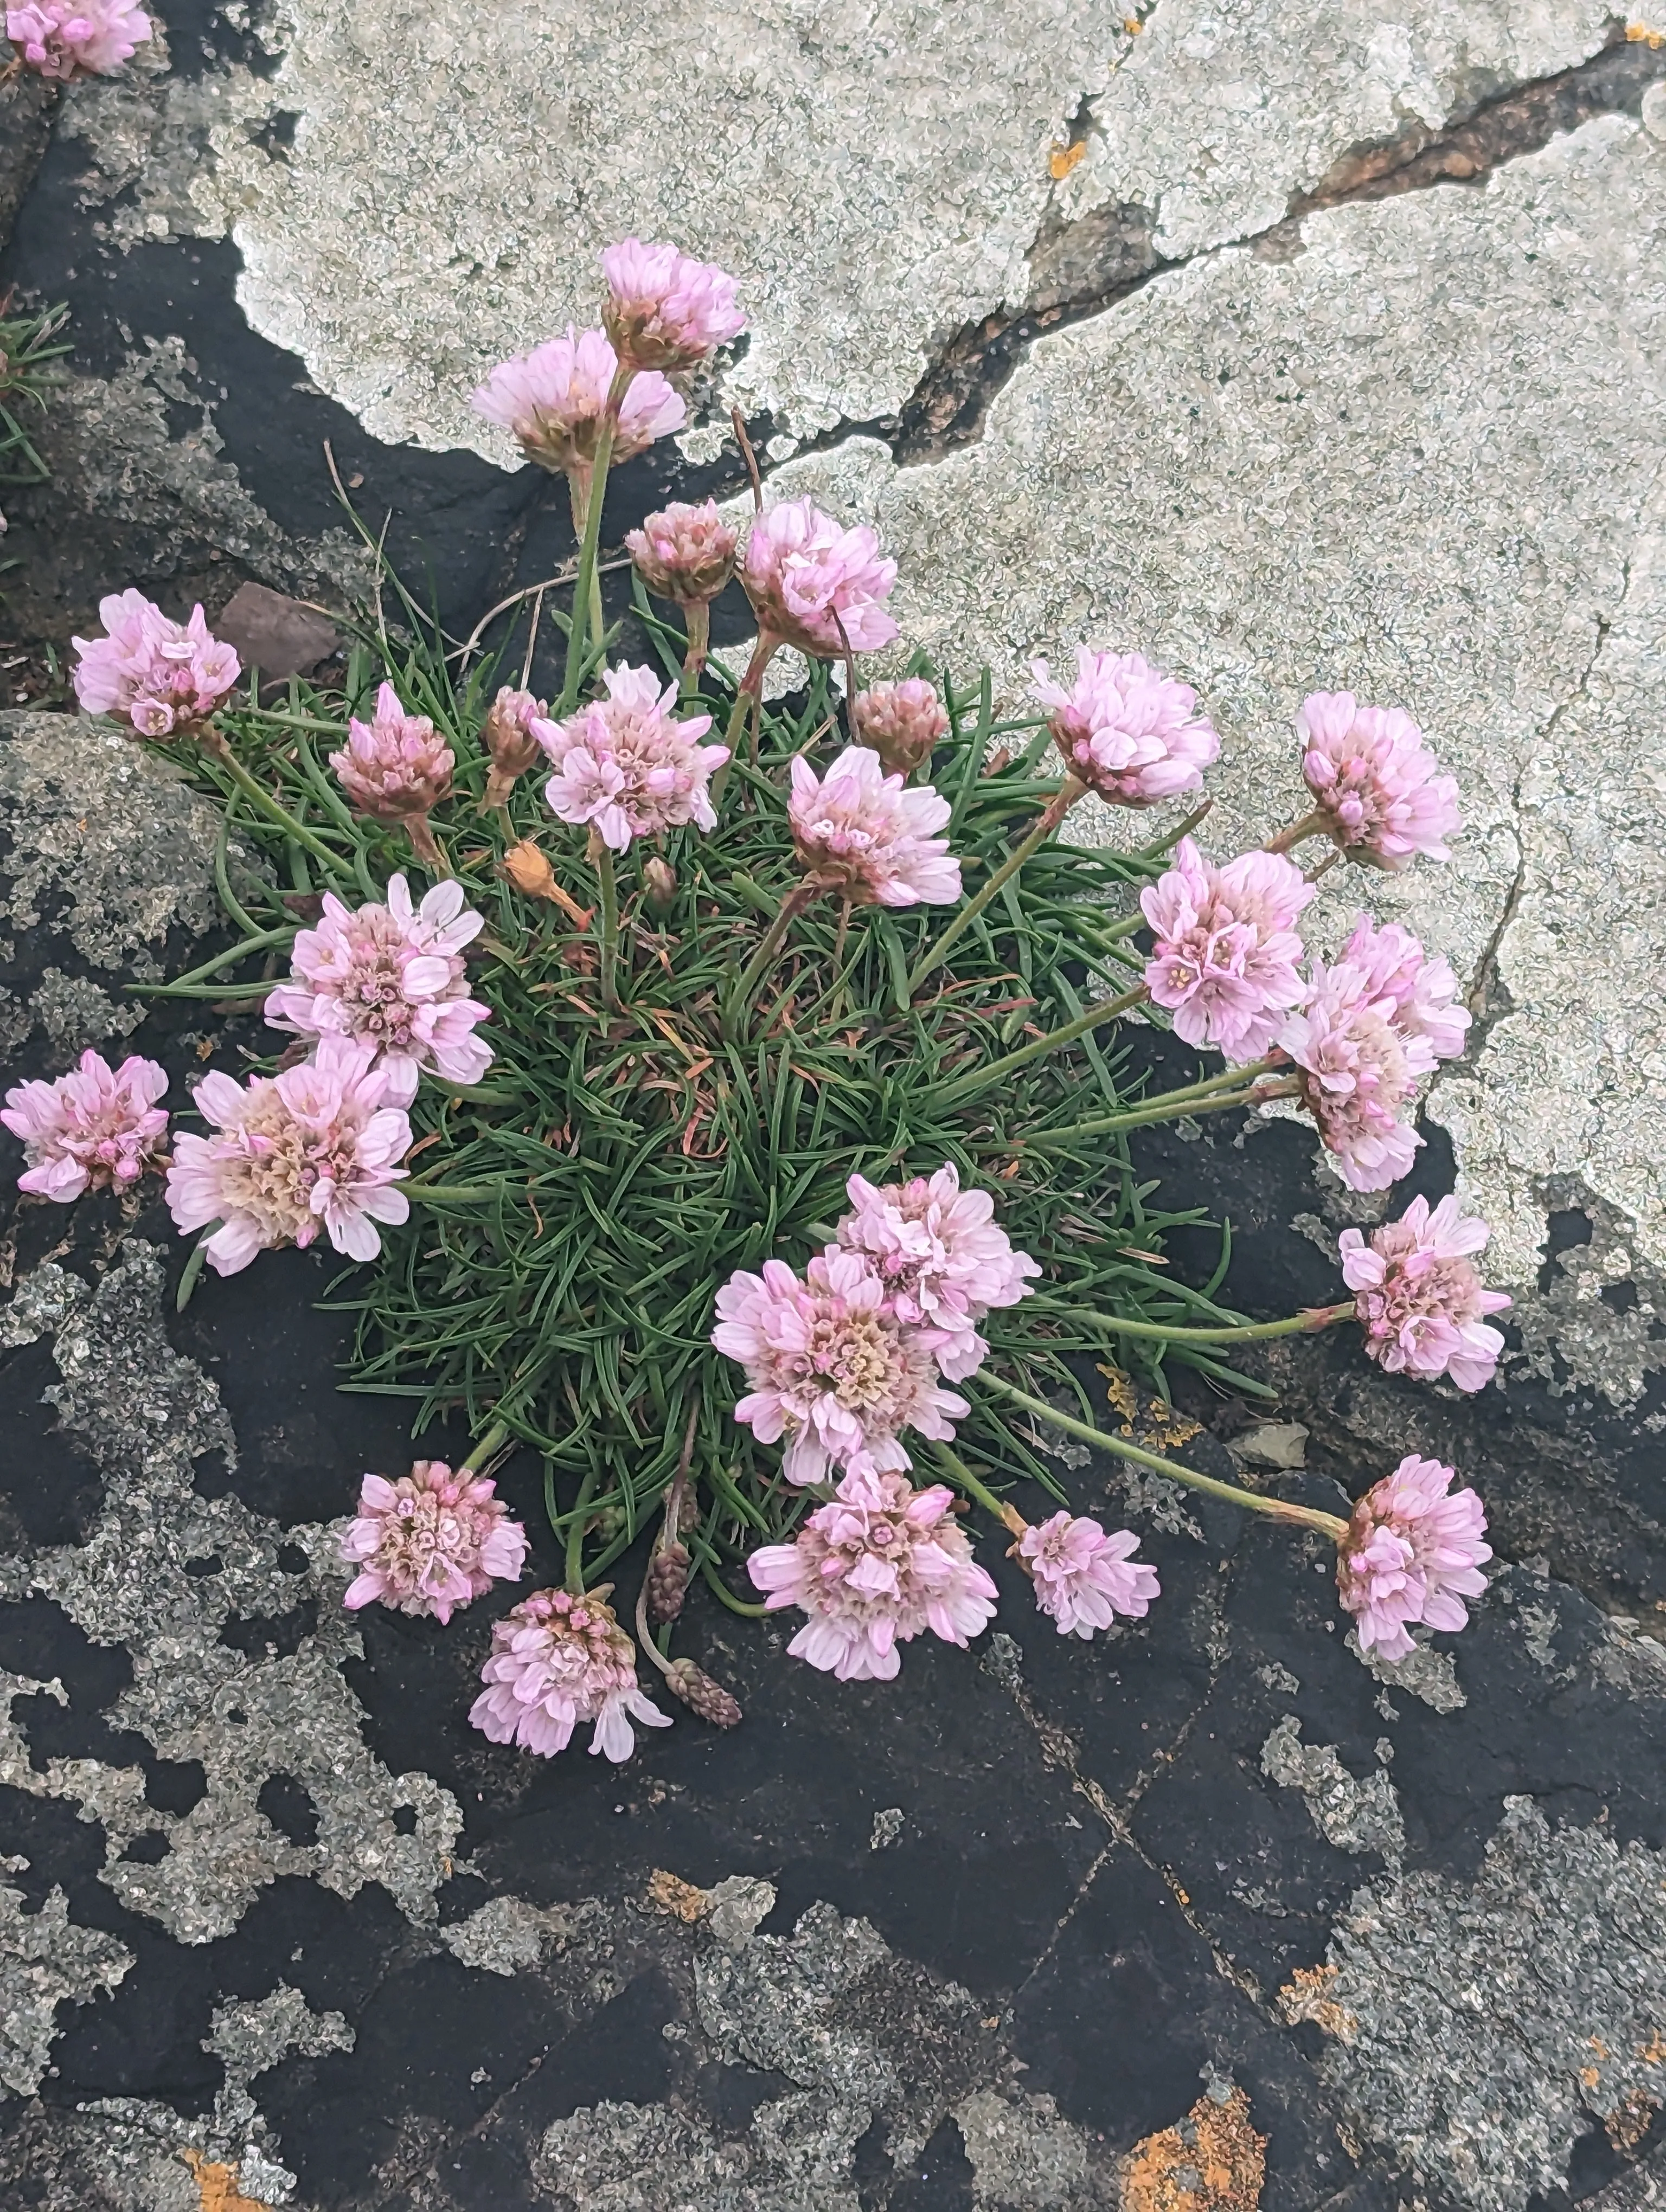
565, 1464, 602, 1593
930, 981, 1148, 1110
722, 880, 820, 1042
1017, 1075, 1300, 1149
594, 842, 621, 1012
561, 367, 634, 704
1039, 1301, 1355, 1344
681, 601, 710, 696
460, 1419, 510, 1473
926, 1440, 1028, 1539
709, 638, 776, 809
907, 775, 1084, 996
978, 1374, 1349, 1539
404, 814, 453, 878
200, 732, 351, 874
1263, 808, 1330, 856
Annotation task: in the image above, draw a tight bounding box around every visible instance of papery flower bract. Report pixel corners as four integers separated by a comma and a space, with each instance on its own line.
340, 1461, 528, 1625
625, 499, 739, 605
787, 745, 961, 908
470, 329, 684, 474
712, 1249, 967, 1487
1336, 1454, 1491, 1662
1339, 1194, 1511, 1392
7, 0, 150, 80
747, 1465, 998, 1681
264, 874, 492, 1106
851, 678, 950, 781
469, 1586, 671, 1761
1018, 1514, 1159, 1639
1031, 648, 1219, 807
833, 1162, 1037, 1382
535, 664, 728, 852
2, 1049, 168, 1201
1336, 915, 1471, 1061
600, 239, 745, 374
329, 683, 455, 823
71, 589, 240, 737
1280, 956, 1439, 1192
1140, 838, 1313, 1063
740, 498, 899, 658
165, 1036, 411, 1276
1298, 691, 1460, 867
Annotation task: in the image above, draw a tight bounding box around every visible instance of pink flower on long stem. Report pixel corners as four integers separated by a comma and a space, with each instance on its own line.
264, 874, 492, 1105
6, 0, 150, 80
833, 1163, 1037, 1382
712, 1249, 967, 1487
625, 500, 739, 606
340, 1461, 528, 1624
1017, 1513, 1159, 1639
1336, 915, 1470, 1060
787, 747, 961, 908
1140, 838, 1313, 1063
470, 329, 684, 479
1280, 956, 1436, 1192
480, 686, 546, 809
1298, 691, 1460, 867
536, 664, 728, 852
165, 1036, 411, 1276
748, 1465, 998, 1681
330, 683, 455, 869
469, 1586, 671, 1760
740, 499, 899, 659
2, 1049, 168, 1201
1340, 1195, 1511, 1392
851, 679, 950, 781
1336, 1454, 1490, 1661
600, 239, 745, 374
71, 589, 240, 738
1031, 648, 1220, 807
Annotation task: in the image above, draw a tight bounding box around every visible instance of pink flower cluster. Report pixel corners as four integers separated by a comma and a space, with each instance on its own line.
835, 1163, 1037, 1381
330, 683, 454, 824
1341, 1194, 1510, 1392
851, 679, 950, 781
7, 0, 149, 80
71, 589, 240, 738
1141, 838, 1313, 1063
265, 874, 492, 1105
625, 500, 739, 606
471, 329, 683, 475
537, 664, 728, 851
1337, 1455, 1491, 1662
2, 1049, 168, 1201
341, 1461, 528, 1624
741, 499, 899, 658
470, 1587, 671, 1760
601, 239, 745, 373
787, 745, 961, 907
1018, 1513, 1159, 1638
1298, 691, 1460, 869
748, 1466, 997, 1681
1031, 648, 1220, 808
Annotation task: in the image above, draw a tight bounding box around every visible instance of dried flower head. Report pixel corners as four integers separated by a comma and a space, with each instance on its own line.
330, 682, 455, 823
834, 1162, 1037, 1382
1336, 1454, 1490, 1662
7, 0, 150, 80
340, 1461, 528, 1624
663, 1658, 742, 1727
1298, 691, 1460, 867
625, 499, 739, 605
536, 664, 728, 852
740, 498, 899, 658
1140, 838, 1314, 1063
2, 1049, 168, 1201
1340, 1195, 1511, 1392
851, 679, 950, 781
787, 746, 962, 908
601, 239, 745, 373
471, 329, 684, 474
1018, 1513, 1159, 1639
646, 1540, 692, 1624
1031, 648, 1219, 807
71, 589, 240, 738
470, 1586, 672, 1761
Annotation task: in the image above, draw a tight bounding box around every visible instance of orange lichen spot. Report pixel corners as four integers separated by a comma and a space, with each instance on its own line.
1049, 140, 1088, 180
1125, 13, 1144, 28
645, 1867, 711, 1922
1123, 2086, 1267, 2211
1580, 2066, 1602, 2092
1278, 1963, 1360, 2043
1606, 2089, 1659, 2153
1626, 22, 1664, 48
1097, 1362, 1203, 1449
182, 2151, 271, 2212
1637, 2030, 1666, 2064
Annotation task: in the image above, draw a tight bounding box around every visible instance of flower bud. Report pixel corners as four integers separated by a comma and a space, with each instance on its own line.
851, 679, 950, 780
646, 1539, 691, 1622
481, 685, 546, 808
642, 856, 678, 915
664, 1657, 742, 1728
625, 501, 739, 606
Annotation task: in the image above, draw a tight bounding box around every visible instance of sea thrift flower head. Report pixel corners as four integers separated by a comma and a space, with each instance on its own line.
1337, 915, 1470, 1061
712, 1249, 968, 1487
1030, 648, 1220, 807
470, 329, 684, 474
787, 747, 962, 908
747, 1465, 998, 1681
851, 678, 950, 781
264, 874, 492, 1106
469, 1586, 671, 1761
834, 1162, 1038, 1382
339, 1461, 528, 1625
2, 1049, 167, 1201
330, 683, 454, 823
1340, 1194, 1511, 1392
625, 499, 739, 605
1336, 1454, 1491, 1662
1140, 838, 1314, 1063
600, 239, 745, 374
1298, 691, 1460, 868
7, 0, 150, 80
71, 589, 240, 737
740, 498, 899, 658
480, 686, 546, 803
165, 1035, 411, 1276
1018, 1514, 1159, 1639
1280, 955, 1439, 1192
535, 664, 727, 852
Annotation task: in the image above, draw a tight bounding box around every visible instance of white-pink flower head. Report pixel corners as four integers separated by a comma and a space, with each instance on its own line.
1298, 691, 1460, 869
71, 589, 240, 738
535, 664, 727, 853
740, 498, 899, 658
1340, 1194, 1511, 1393
7, 0, 150, 80
264, 874, 492, 1106
625, 499, 739, 605
712, 1249, 967, 1488
851, 678, 950, 781
340, 1461, 528, 1626
600, 238, 745, 374
330, 683, 454, 823
1337, 1454, 1490, 1662
470, 329, 684, 475
833, 1162, 1038, 1382
469, 1586, 671, 1761
747, 1465, 998, 1681
165, 1036, 411, 1277
787, 746, 961, 908
1018, 1513, 1159, 1639
1140, 838, 1313, 1063
1336, 914, 1471, 1061
2, 1049, 168, 1202
1280, 954, 1440, 1193
1030, 648, 1220, 808
481, 685, 546, 781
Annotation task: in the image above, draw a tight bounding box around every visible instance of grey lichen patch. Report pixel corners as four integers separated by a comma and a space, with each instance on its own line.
1507, 1180, 1665, 1412
204, 1984, 354, 2142
30, 967, 145, 1054
954, 2086, 1110, 2209
1345, 1628, 1466, 1712
439, 1894, 564, 1977
0, 1880, 133, 2095
1261, 1716, 1407, 1862
535, 2091, 869, 2212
